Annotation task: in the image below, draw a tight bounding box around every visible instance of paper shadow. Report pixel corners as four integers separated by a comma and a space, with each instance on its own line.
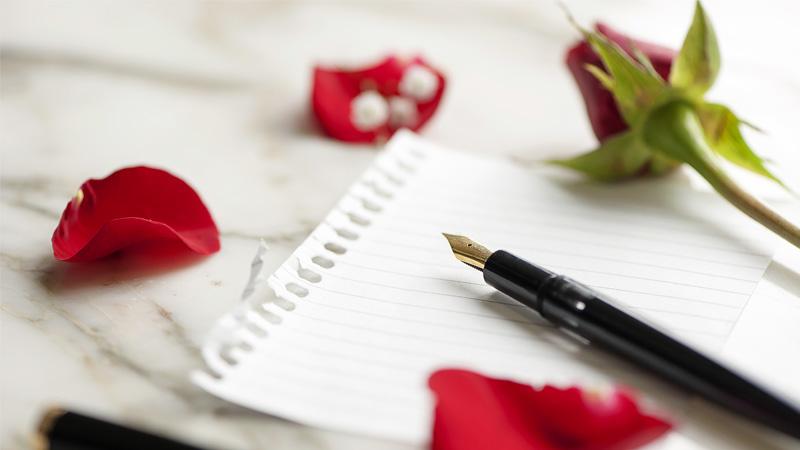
763, 259, 800, 300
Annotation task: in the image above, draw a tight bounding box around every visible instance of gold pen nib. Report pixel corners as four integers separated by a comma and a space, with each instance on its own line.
442, 233, 492, 270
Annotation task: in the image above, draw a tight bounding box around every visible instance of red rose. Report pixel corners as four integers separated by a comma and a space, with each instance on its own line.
566, 23, 676, 141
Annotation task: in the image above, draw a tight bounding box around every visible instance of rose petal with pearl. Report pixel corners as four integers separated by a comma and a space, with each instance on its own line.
311, 55, 446, 143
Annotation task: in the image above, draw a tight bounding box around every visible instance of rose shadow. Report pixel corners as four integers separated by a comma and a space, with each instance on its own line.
541, 173, 774, 257
39, 240, 210, 293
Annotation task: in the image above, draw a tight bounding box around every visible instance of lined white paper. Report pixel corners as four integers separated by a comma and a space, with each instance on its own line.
194, 131, 781, 444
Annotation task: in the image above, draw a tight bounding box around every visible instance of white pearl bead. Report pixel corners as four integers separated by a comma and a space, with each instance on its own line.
399, 65, 439, 102
350, 91, 389, 131
388, 96, 418, 128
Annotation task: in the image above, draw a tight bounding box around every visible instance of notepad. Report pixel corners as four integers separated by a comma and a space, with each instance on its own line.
194, 131, 783, 443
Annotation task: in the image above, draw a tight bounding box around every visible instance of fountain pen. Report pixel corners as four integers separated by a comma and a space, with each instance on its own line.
35, 408, 209, 450
443, 233, 800, 440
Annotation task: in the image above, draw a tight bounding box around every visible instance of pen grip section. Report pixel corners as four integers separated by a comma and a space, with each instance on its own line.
483, 250, 554, 312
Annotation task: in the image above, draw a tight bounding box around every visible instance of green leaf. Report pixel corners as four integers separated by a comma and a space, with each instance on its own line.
585, 32, 666, 127
670, 1, 720, 96
697, 102, 785, 186
548, 132, 652, 181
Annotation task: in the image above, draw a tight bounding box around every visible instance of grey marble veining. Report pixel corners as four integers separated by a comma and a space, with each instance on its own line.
1, 1, 799, 449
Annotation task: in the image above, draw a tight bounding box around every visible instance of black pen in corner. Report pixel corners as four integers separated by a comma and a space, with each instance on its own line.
35, 407, 213, 450
442, 233, 800, 440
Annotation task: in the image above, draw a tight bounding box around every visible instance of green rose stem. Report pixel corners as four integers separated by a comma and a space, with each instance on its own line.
643, 102, 800, 248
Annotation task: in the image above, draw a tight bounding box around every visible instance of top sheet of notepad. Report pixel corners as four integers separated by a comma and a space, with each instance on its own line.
195, 131, 777, 443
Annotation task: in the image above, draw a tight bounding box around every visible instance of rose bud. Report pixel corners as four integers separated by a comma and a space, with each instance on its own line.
566, 23, 676, 141
553, 1, 800, 249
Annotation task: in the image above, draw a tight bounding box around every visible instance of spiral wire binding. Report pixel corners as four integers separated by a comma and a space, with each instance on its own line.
195, 140, 428, 382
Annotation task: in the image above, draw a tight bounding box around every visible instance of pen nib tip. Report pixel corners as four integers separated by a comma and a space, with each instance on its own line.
441, 233, 491, 271
441, 232, 461, 243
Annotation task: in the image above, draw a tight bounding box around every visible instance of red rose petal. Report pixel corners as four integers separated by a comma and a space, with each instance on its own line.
52, 166, 220, 262
428, 369, 672, 450
566, 23, 676, 141
312, 55, 446, 143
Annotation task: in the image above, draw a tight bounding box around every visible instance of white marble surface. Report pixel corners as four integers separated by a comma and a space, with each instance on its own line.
1, 1, 799, 449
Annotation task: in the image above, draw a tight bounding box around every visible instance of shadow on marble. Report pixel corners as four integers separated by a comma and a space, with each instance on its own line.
253, 96, 386, 151
38, 241, 211, 293
287, 107, 324, 139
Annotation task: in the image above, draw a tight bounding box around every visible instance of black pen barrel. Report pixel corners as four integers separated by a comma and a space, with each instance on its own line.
37, 409, 208, 450
483, 250, 800, 440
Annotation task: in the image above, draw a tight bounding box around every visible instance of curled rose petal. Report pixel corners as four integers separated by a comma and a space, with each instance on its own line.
312, 55, 446, 143
566, 23, 676, 141
429, 369, 672, 450
52, 166, 220, 262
